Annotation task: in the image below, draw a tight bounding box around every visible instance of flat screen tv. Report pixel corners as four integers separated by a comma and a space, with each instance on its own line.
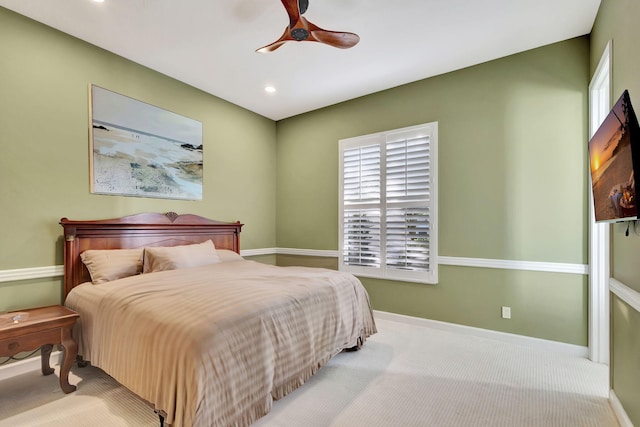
589, 90, 640, 223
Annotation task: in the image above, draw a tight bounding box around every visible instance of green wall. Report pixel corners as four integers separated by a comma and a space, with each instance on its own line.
1, 6, 593, 348
611, 295, 640, 424
591, 1, 640, 425
277, 37, 590, 345
0, 8, 277, 311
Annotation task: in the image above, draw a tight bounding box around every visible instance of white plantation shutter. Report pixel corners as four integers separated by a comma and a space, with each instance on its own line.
342, 143, 381, 267
385, 135, 431, 272
339, 123, 438, 284
385, 207, 430, 271
343, 144, 380, 203
343, 209, 381, 267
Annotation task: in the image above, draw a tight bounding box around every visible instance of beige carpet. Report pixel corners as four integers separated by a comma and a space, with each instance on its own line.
0, 316, 618, 427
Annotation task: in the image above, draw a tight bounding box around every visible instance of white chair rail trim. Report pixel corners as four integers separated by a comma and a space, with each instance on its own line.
610, 278, 640, 313
0, 250, 589, 283
438, 256, 588, 275
276, 250, 588, 275
0, 266, 63, 283
275, 248, 341, 257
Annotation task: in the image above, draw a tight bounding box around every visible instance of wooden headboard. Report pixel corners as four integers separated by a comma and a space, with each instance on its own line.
60, 212, 243, 298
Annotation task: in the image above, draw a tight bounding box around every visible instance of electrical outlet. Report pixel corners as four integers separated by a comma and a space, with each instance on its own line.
501, 306, 511, 319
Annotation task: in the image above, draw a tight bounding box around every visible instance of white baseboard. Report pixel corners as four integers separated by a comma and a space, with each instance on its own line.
373, 310, 589, 358
0, 351, 62, 382
610, 390, 634, 427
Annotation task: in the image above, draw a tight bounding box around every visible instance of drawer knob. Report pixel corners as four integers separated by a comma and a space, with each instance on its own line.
8, 342, 19, 351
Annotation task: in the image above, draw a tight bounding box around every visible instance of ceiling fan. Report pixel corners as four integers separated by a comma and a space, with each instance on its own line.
256, 0, 360, 53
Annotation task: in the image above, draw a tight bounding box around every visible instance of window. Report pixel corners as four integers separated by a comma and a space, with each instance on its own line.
339, 122, 438, 284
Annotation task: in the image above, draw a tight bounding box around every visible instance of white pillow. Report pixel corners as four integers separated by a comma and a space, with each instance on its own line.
216, 249, 243, 262
143, 240, 221, 273
80, 248, 144, 284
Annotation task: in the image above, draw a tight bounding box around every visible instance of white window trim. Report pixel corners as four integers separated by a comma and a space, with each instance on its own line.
338, 122, 438, 284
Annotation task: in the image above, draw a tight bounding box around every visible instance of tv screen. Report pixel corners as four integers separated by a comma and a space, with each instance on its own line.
589, 90, 639, 223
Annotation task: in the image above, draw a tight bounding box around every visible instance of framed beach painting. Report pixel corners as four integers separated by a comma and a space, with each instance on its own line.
89, 85, 203, 200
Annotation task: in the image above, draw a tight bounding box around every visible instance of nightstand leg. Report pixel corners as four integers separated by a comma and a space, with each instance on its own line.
41, 344, 54, 375
59, 327, 77, 393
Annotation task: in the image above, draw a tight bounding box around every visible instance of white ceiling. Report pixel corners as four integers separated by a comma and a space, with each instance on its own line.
0, 0, 601, 121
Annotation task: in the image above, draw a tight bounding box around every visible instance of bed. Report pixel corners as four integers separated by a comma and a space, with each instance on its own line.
60, 212, 376, 427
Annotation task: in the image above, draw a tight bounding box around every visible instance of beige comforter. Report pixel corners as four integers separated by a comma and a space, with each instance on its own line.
65, 260, 376, 427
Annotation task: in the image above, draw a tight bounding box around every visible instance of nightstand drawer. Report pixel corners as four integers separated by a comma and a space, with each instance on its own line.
0, 328, 60, 357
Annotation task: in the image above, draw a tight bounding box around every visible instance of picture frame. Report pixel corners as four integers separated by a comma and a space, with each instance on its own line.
89, 84, 203, 200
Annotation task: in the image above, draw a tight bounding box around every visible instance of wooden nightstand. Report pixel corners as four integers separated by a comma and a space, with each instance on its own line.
0, 305, 79, 393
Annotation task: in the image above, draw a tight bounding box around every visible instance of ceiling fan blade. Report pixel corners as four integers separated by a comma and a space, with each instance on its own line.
281, 0, 302, 28
298, 0, 309, 15
304, 18, 360, 49
256, 40, 289, 53
255, 26, 295, 53
310, 29, 360, 49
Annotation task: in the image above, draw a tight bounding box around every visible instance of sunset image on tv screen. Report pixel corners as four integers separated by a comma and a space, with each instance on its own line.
589, 90, 637, 222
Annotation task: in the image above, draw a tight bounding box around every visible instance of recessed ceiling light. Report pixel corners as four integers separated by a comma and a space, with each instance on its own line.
93, 0, 105, 3
265, 86, 276, 94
